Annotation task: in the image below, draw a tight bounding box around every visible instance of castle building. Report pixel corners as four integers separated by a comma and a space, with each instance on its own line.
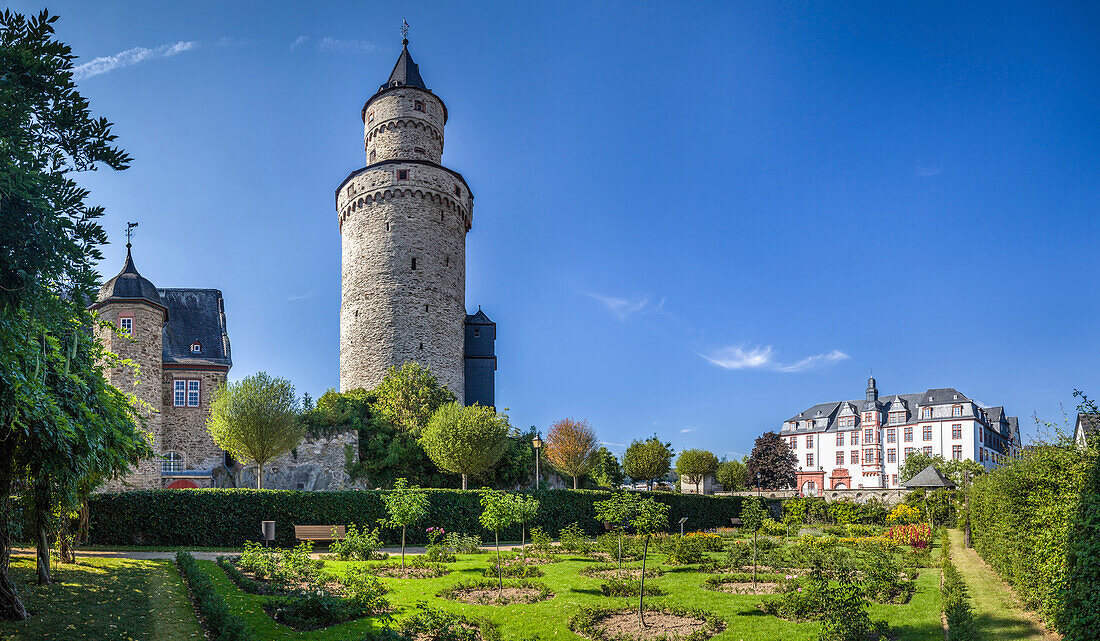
91, 243, 357, 491
778, 377, 1021, 494
90, 243, 232, 490
335, 35, 496, 406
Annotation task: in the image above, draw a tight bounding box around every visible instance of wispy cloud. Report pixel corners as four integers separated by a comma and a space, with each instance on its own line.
317, 37, 382, 54
916, 164, 944, 178
73, 40, 199, 80
700, 345, 849, 373
290, 35, 309, 50
599, 441, 626, 448
679, 428, 694, 434
287, 292, 314, 302
586, 292, 665, 321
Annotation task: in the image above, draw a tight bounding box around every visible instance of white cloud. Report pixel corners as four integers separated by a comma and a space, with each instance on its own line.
679, 428, 694, 434
599, 441, 626, 448
700, 345, 848, 373
73, 41, 199, 80
287, 292, 314, 302
291, 35, 309, 50
916, 165, 944, 178
586, 292, 665, 321
317, 37, 381, 54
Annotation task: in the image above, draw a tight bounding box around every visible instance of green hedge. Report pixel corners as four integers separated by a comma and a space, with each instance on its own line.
968, 440, 1099, 640
88, 489, 758, 547
176, 551, 253, 641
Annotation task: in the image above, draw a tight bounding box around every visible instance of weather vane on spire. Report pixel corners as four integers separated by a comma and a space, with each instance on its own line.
402, 18, 409, 44
125, 221, 138, 247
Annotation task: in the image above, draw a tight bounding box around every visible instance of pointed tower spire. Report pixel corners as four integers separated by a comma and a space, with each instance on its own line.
382, 20, 427, 91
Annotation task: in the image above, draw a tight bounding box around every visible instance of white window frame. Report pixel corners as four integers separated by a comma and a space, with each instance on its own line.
173, 380, 186, 407
119, 316, 133, 335
162, 451, 183, 473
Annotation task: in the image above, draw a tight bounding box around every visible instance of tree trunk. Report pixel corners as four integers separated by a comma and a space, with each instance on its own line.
573, 476, 578, 490
495, 530, 502, 596
401, 526, 406, 569
33, 479, 50, 586
256, 462, 264, 489
462, 474, 467, 491
618, 533, 623, 572
0, 447, 29, 621
638, 535, 650, 627
752, 531, 758, 593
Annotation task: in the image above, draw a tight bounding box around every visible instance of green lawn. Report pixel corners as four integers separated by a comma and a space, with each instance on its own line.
206, 545, 944, 640
946, 529, 1058, 641
0, 555, 204, 641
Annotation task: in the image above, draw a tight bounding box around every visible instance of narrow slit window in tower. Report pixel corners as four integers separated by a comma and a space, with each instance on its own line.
411, 257, 417, 270
414, 100, 424, 112
385, 222, 390, 231
397, 169, 408, 180
370, 150, 376, 162
419, 342, 424, 350
414, 147, 425, 155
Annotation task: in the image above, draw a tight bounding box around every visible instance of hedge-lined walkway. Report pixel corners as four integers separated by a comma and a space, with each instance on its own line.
946, 529, 1060, 641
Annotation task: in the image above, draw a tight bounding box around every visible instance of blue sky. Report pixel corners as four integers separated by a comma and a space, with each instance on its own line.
15, 1, 1098, 458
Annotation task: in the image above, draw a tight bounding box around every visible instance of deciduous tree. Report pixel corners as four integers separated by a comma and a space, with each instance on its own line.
622, 436, 674, 491
544, 418, 598, 489
382, 478, 429, 568
420, 403, 510, 489
675, 449, 719, 494
590, 446, 624, 489
207, 372, 304, 489
373, 362, 455, 436
746, 431, 796, 490
740, 497, 768, 593
594, 492, 644, 571
479, 488, 520, 594
715, 458, 749, 492
630, 496, 669, 625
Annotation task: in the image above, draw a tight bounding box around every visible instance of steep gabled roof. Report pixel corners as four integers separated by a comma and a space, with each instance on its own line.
465, 308, 494, 325
159, 288, 231, 368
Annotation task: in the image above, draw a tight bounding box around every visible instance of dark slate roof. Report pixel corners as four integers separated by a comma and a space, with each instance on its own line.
93, 246, 165, 313
381, 40, 427, 92
465, 308, 494, 325
783, 386, 998, 433
904, 464, 957, 489
1078, 413, 1100, 438
158, 288, 231, 368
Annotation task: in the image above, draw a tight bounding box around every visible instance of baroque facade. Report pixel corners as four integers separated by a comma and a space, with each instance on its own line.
336, 36, 496, 406
779, 377, 1021, 494
91, 244, 354, 491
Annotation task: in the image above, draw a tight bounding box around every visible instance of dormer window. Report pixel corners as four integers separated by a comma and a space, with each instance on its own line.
921, 407, 932, 419
190, 341, 202, 354
952, 405, 962, 417
414, 100, 424, 112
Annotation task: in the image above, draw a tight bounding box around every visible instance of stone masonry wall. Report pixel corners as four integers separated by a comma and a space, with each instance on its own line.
364, 88, 446, 163
94, 302, 164, 490
160, 368, 227, 475
236, 431, 360, 491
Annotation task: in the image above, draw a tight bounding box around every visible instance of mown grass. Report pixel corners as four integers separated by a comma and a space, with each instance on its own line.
204, 541, 944, 640
0, 555, 204, 641
946, 529, 1058, 641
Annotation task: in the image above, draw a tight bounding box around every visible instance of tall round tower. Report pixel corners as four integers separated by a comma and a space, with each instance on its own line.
336, 36, 473, 400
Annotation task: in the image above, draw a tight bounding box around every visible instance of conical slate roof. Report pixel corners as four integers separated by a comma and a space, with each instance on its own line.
381, 39, 427, 91
903, 464, 956, 489
94, 245, 163, 310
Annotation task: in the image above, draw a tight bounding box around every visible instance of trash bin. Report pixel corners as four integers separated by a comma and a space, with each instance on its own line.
261, 521, 275, 543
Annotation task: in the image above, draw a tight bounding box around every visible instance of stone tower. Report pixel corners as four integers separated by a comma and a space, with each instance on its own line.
336, 35, 474, 401
89, 243, 167, 489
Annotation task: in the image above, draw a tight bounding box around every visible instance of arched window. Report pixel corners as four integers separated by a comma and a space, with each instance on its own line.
162, 451, 183, 473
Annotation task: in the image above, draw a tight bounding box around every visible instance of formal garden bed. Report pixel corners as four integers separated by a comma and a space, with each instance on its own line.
438, 578, 555, 605
569, 606, 726, 641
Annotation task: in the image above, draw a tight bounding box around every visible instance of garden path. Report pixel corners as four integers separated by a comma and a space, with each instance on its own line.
946, 529, 1061, 641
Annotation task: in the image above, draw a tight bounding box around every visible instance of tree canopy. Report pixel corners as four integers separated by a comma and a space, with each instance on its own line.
207, 372, 304, 489
544, 418, 598, 489
746, 431, 797, 490
420, 403, 511, 489
675, 449, 719, 493
622, 436, 674, 490
590, 446, 624, 489
381, 478, 429, 567
716, 458, 749, 492
372, 362, 456, 436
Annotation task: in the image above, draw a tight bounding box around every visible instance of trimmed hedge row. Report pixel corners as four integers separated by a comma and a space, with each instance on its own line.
176, 551, 253, 641
939, 530, 977, 641
89, 488, 760, 547
968, 441, 1099, 639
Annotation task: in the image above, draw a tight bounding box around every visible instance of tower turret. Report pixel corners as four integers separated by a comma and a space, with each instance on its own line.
337, 32, 473, 401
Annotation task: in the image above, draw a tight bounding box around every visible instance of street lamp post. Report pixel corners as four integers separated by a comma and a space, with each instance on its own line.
756, 472, 762, 499
532, 434, 543, 490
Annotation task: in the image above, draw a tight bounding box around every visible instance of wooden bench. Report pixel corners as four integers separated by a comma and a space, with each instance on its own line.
294, 525, 346, 542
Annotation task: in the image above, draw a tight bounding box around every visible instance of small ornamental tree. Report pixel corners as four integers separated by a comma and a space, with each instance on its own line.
420, 403, 510, 489
740, 497, 768, 593
207, 372, 304, 489
513, 495, 540, 558
544, 418, 599, 489
373, 362, 456, 436
716, 459, 749, 492
631, 496, 669, 626
594, 492, 643, 571
479, 488, 520, 595
675, 449, 719, 494
622, 436, 674, 490
382, 478, 429, 568
746, 431, 797, 490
